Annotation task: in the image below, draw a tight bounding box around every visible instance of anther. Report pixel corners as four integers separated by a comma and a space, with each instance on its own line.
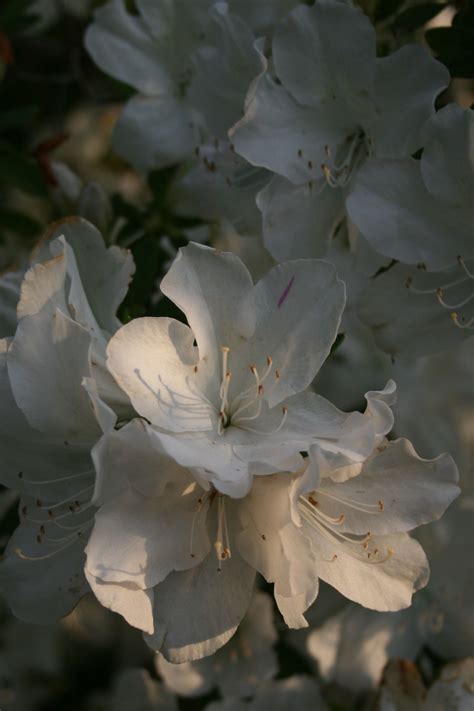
378, 500, 384, 511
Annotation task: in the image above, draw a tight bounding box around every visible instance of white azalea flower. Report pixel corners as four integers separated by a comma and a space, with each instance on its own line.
106, 241, 395, 496
156, 590, 278, 699
84, 413, 458, 662
349, 103, 474, 270
0, 218, 134, 623
378, 657, 474, 711
358, 257, 474, 361
85, 0, 262, 172
230, 0, 449, 262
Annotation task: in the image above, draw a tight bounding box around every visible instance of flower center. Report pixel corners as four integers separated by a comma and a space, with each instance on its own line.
298, 488, 393, 565
216, 346, 288, 436
405, 255, 474, 331
321, 130, 371, 189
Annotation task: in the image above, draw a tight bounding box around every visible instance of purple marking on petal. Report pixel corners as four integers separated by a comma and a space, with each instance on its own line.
277, 276, 295, 308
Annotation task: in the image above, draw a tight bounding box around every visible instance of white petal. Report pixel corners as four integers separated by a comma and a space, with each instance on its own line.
91, 418, 174, 506
112, 96, 198, 172
357, 261, 474, 359
251, 258, 345, 406
17, 250, 68, 320
146, 550, 255, 663
308, 530, 429, 612
236, 475, 318, 627
421, 103, 474, 206
85, 0, 172, 94
273, 1, 375, 116
85, 569, 154, 634
160, 242, 256, 371
231, 72, 343, 185
258, 176, 344, 261
0, 340, 91, 497
370, 45, 449, 158
48, 217, 134, 334
8, 309, 99, 442
155, 653, 215, 699
0, 512, 88, 623
347, 157, 474, 269
86, 483, 209, 588
107, 316, 213, 432
189, 7, 262, 140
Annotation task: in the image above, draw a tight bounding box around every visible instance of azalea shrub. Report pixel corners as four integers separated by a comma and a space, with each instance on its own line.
0, 1, 473, 710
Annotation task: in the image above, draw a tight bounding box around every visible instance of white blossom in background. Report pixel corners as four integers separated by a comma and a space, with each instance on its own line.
155, 590, 278, 699
0, 219, 134, 623
230, 0, 449, 262
357, 257, 474, 361
377, 657, 474, 711
106, 241, 399, 497
349, 103, 474, 270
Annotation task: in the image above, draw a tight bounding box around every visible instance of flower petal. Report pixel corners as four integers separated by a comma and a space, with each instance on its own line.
85, 482, 210, 588
85, 0, 172, 94
347, 158, 474, 269
251, 258, 345, 406
107, 316, 214, 432
85, 569, 154, 634
258, 176, 344, 261
421, 103, 474, 207
146, 550, 255, 663
160, 242, 256, 371
273, 1, 375, 116
0, 511, 88, 624
370, 45, 449, 159
308, 530, 429, 612
317, 439, 459, 536
8, 309, 99, 442
112, 96, 198, 172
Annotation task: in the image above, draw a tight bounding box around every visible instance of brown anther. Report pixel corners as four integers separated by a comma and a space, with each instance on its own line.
37, 535, 42, 543
437, 287, 444, 297
332, 554, 338, 561
308, 496, 318, 507
261, 534, 266, 540
249, 364, 257, 374
18, 472, 23, 479
69, 505, 75, 512
193, 365, 199, 373
374, 548, 379, 555
190, 553, 195, 558
221, 346, 230, 353
40, 525, 45, 535
282, 405, 288, 415
275, 369, 281, 379
363, 541, 369, 549
48, 510, 54, 518
337, 513, 345, 523
258, 385, 264, 395
307, 160, 313, 169
378, 500, 384, 511
36, 499, 42, 507
21, 505, 27, 516
266, 356, 272, 366
405, 276, 412, 288
298, 149, 302, 157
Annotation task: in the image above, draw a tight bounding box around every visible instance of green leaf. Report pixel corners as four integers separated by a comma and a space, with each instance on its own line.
0, 145, 46, 196
0, 0, 39, 32
0, 208, 42, 236
0, 105, 39, 133
374, 0, 405, 23
392, 2, 447, 32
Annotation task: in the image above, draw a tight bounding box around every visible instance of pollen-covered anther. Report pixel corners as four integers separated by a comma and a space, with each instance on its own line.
378, 500, 385, 511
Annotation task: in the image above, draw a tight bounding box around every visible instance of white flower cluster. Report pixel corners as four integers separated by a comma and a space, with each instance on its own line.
0, 0, 472, 689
